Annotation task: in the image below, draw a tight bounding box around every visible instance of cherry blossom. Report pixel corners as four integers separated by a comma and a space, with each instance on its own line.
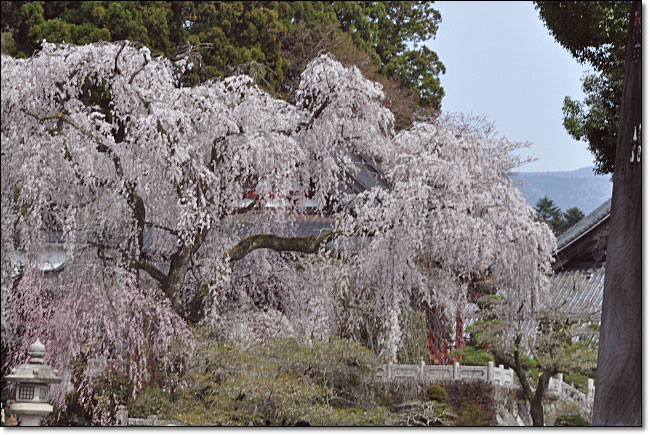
1, 40, 555, 409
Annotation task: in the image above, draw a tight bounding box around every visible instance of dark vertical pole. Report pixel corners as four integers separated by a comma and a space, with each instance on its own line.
592, 1, 642, 426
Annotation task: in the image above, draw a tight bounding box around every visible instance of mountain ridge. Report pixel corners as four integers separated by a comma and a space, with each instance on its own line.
512, 166, 612, 215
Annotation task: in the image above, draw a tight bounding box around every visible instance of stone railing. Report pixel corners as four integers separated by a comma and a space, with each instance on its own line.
548, 374, 594, 409
376, 361, 515, 387
116, 405, 178, 426
376, 361, 593, 413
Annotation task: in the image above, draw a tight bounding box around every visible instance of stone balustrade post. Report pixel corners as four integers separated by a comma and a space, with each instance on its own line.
453, 362, 460, 380
557, 373, 564, 395
387, 362, 392, 381
487, 361, 495, 383
587, 378, 595, 404
419, 359, 425, 383
116, 405, 128, 426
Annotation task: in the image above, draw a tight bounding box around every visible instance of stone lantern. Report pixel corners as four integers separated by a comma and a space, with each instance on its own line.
5, 338, 61, 426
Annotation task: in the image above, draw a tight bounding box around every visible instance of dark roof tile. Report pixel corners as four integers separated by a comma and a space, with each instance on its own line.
557, 198, 611, 252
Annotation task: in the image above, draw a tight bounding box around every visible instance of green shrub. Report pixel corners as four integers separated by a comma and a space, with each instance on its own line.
426, 384, 447, 403
475, 294, 504, 309
554, 414, 591, 426
128, 386, 173, 418
517, 353, 540, 380
562, 369, 596, 394
166, 334, 391, 426
455, 402, 489, 426
449, 346, 494, 366
443, 380, 494, 424
47, 391, 92, 426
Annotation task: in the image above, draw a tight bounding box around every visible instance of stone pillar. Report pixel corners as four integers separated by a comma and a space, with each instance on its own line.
453, 362, 460, 380
387, 363, 392, 381
487, 361, 495, 383
116, 405, 128, 426
419, 359, 425, 383
556, 373, 564, 396
587, 378, 595, 403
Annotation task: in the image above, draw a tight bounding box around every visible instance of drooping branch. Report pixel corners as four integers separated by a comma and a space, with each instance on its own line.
26, 111, 126, 178
226, 231, 337, 263
145, 221, 179, 237
137, 258, 167, 284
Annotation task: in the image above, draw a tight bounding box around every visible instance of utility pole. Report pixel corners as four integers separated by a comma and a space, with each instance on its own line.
592, 1, 642, 426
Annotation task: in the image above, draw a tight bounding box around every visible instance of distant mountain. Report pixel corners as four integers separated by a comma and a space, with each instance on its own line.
512, 167, 612, 215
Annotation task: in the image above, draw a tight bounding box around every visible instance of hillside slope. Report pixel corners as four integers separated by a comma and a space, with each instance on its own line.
512, 167, 612, 215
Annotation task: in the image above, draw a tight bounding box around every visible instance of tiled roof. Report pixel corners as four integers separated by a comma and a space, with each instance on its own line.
225, 215, 334, 239
347, 151, 390, 193
36, 152, 386, 272
556, 198, 611, 252
549, 266, 604, 321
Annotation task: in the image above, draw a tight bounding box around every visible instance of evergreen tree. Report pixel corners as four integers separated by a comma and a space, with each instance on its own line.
534, 196, 563, 235
0, 1, 445, 117
534, 1, 634, 174
563, 207, 585, 229
534, 197, 586, 236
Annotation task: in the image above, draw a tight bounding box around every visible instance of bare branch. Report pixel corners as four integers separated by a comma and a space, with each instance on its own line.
137, 259, 167, 284
226, 231, 336, 263
114, 41, 126, 74
145, 221, 179, 237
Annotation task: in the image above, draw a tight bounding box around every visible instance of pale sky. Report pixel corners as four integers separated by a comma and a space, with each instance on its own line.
427, 1, 596, 172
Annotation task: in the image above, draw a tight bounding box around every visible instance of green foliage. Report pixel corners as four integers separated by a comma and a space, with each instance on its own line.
128, 386, 173, 419
563, 207, 585, 229
1, 1, 176, 57
534, 196, 563, 235
518, 353, 540, 380
90, 369, 134, 424
554, 414, 591, 426
426, 384, 447, 403
475, 294, 504, 310
162, 334, 391, 426
534, 1, 630, 73
562, 372, 590, 394
47, 391, 92, 427
455, 402, 489, 426
449, 345, 494, 367
395, 309, 428, 364
329, 1, 445, 110
534, 1, 634, 174
443, 380, 494, 425
561, 71, 621, 175
1, 1, 445, 114
534, 196, 585, 236
47, 358, 134, 426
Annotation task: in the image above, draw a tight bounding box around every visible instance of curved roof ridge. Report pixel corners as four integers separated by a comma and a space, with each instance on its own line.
556, 198, 612, 252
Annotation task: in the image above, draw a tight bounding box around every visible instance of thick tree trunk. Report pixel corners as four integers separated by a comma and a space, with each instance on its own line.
529, 369, 557, 427
500, 344, 556, 427
141, 230, 337, 321
529, 396, 545, 427
455, 306, 464, 349
592, 2, 642, 426
226, 231, 335, 262
162, 247, 192, 316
